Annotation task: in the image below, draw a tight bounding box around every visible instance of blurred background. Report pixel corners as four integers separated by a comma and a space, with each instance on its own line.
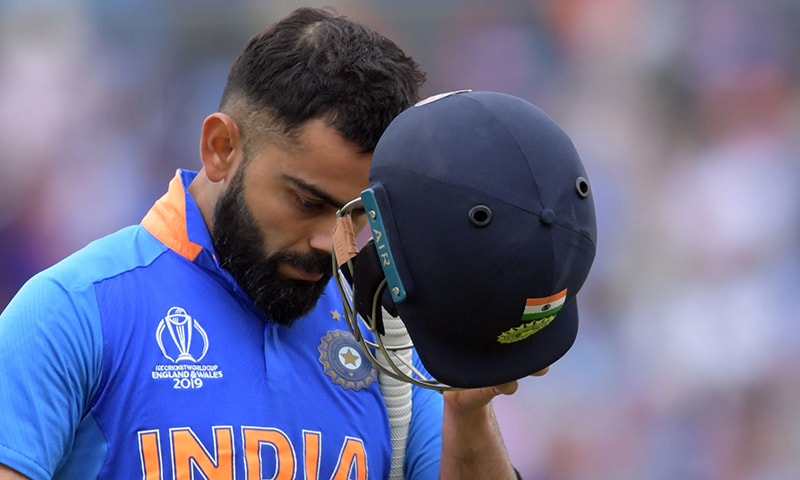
1, 0, 799, 478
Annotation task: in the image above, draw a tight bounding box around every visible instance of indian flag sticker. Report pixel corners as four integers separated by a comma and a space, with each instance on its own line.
497, 289, 568, 344
522, 289, 567, 322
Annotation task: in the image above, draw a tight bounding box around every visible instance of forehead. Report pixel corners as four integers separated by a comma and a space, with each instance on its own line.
246, 118, 372, 204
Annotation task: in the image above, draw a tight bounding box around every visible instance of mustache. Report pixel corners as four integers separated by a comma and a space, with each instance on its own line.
270, 250, 332, 277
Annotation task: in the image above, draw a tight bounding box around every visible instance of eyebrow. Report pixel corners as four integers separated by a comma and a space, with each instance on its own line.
282, 173, 351, 210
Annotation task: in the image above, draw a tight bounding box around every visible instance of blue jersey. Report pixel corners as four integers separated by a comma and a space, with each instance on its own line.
0, 170, 442, 480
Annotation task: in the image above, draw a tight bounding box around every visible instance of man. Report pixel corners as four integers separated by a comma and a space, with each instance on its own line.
0, 8, 524, 479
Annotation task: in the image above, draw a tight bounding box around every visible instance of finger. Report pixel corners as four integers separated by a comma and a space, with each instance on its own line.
531, 366, 550, 377
493, 380, 519, 396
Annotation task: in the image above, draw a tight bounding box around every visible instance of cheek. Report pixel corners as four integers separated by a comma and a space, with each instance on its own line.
245, 190, 303, 250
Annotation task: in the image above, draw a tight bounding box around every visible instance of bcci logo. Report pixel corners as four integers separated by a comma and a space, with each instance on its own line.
318, 330, 377, 392
156, 306, 209, 363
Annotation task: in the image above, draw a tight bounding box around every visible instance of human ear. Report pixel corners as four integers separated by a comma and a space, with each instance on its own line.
199, 112, 242, 183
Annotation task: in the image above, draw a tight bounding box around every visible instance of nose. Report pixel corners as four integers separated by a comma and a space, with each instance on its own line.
308, 215, 336, 254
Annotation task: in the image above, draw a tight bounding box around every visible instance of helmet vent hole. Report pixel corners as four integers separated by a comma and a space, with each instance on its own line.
469, 205, 493, 227
575, 177, 590, 198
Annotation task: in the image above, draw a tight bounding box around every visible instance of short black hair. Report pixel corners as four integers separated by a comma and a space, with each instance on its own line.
220, 7, 426, 153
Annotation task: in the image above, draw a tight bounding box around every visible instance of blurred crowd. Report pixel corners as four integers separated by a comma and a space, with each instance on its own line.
1, 0, 799, 478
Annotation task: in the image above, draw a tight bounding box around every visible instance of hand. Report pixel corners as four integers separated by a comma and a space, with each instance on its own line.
443, 367, 550, 414
438, 367, 551, 479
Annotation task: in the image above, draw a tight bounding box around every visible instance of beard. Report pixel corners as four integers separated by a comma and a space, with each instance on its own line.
211, 165, 332, 326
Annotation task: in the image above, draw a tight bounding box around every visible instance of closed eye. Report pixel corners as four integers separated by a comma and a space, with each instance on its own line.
295, 193, 326, 212
281, 173, 349, 212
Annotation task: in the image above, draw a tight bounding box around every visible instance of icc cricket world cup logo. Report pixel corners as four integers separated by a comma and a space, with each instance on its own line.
156, 306, 209, 363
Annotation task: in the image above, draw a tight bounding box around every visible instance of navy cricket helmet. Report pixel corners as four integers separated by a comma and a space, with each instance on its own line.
332, 90, 597, 389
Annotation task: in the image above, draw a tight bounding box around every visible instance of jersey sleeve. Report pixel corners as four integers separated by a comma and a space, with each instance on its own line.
0, 272, 103, 480
403, 352, 443, 479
